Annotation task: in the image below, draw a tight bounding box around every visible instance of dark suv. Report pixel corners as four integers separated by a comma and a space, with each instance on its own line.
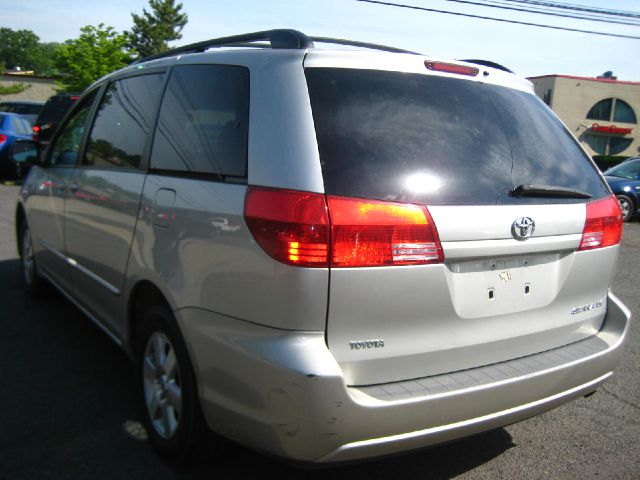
32, 93, 79, 146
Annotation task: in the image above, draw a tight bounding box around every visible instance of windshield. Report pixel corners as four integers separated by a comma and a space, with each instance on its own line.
605, 159, 640, 179
305, 68, 609, 205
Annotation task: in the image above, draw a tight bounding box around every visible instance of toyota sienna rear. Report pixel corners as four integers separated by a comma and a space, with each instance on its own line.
14, 30, 630, 464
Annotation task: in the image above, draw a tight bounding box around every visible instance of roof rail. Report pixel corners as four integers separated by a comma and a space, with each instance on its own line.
310, 37, 419, 55
133, 29, 314, 64
459, 59, 514, 74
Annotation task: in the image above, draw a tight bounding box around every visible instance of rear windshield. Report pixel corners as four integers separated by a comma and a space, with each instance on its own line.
15, 104, 42, 115
305, 68, 609, 205
37, 96, 77, 124
0, 103, 42, 115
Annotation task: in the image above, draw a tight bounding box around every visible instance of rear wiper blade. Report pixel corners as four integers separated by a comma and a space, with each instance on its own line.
510, 184, 592, 199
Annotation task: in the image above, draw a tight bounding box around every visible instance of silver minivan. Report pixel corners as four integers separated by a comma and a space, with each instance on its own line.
13, 30, 631, 463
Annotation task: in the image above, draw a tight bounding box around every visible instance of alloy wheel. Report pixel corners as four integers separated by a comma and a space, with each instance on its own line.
143, 332, 182, 439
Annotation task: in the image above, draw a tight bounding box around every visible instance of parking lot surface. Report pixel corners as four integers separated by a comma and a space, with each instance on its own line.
1, 183, 639, 479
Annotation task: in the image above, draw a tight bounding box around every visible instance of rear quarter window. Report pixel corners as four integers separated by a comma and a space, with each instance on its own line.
150, 64, 250, 179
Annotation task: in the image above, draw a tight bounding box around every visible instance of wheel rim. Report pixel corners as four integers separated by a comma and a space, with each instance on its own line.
143, 332, 182, 439
617, 197, 631, 219
22, 227, 35, 285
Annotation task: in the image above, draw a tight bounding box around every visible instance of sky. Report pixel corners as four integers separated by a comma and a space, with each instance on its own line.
3, 0, 640, 80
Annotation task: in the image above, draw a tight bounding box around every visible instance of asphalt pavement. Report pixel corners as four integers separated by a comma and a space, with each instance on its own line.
1, 182, 638, 480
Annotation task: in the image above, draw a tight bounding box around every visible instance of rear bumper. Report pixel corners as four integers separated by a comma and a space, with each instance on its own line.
177, 292, 630, 463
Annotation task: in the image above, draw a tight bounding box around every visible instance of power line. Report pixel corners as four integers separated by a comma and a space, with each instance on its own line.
449, 0, 640, 26
506, 0, 640, 19
356, 0, 640, 39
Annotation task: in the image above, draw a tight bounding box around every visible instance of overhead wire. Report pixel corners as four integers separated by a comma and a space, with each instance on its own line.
356, 0, 640, 39
453, 0, 640, 26
505, 0, 640, 19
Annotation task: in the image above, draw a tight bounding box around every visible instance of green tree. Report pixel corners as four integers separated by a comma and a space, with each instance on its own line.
55, 24, 130, 92
0, 28, 38, 70
0, 28, 39, 69
30, 42, 62, 77
127, 0, 188, 58
0, 28, 61, 76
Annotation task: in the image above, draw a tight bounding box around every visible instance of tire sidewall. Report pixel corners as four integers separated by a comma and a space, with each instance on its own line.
137, 306, 200, 462
20, 221, 41, 296
616, 194, 634, 222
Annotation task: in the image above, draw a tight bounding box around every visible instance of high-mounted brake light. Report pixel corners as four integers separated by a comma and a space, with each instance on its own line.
425, 61, 479, 77
244, 187, 444, 268
579, 195, 623, 251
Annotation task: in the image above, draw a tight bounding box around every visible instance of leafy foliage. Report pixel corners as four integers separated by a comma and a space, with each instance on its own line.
128, 0, 188, 58
0, 83, 31, 95
0, 28, 61, 76
55, 24, 131, 92
30, 43, 62, 77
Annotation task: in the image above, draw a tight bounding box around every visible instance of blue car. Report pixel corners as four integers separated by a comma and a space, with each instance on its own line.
0, 112, 33, 177
604, 157, 640, 222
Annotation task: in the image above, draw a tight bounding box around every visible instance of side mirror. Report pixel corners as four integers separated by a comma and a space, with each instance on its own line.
9, 140, 42, 177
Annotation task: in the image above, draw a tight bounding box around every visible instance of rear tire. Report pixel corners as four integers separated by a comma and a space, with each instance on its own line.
616, 194, 634, 222
137, 305, 207, 463
19, 222, 43, 297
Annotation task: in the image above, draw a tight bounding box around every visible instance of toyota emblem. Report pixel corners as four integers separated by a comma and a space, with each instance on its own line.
511, 217, 535, 241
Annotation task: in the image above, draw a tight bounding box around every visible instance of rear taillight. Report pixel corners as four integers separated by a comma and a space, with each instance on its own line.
244, 187, 443, 268
244, 187, 329, 267
327, 196, 443, 267
578, 195, 623, 251
0, 134, 7, 145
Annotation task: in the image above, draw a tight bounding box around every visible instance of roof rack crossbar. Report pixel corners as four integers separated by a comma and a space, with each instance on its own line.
133, 29, 314, 64
310, 37, 419, 55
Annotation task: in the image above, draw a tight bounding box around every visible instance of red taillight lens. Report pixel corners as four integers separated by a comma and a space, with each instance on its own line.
328, 196, 443, 267
244, 187, 444, 268
0, 134, 7, 145
425, 61, 479, 77
579, 195, 623, 251
32, 125, 40, 134
244, 187, 329, 267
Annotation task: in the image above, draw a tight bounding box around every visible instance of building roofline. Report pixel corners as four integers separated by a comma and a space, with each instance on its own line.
527, 74, 640, 86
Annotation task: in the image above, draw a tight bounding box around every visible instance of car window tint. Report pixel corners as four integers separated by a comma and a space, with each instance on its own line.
38, 96, 77, 123
150, 65, 249, 178
306, 68, 609, 205
84, 73, 164, 169
17, 104, 42, 115
607, 159, 640, 179
485, 83, 610, 202
50, 91, 98, 166
21, 117, 32, 133
10, 116, 26, 134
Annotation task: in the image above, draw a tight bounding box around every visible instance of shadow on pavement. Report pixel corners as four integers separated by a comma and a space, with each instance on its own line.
0, 257, 514, 479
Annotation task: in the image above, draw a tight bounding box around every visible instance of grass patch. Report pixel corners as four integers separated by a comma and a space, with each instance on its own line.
0, 83, 31, 95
